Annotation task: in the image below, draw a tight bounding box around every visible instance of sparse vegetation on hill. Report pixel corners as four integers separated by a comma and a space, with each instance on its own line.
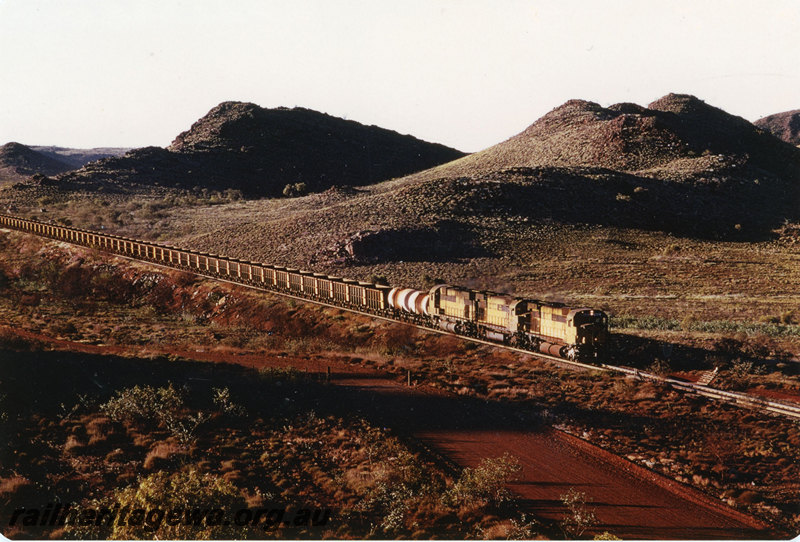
416, 94, 800, 181
0, 143, 128, 187
4, 94, 798, 251
387, 94, 800, 239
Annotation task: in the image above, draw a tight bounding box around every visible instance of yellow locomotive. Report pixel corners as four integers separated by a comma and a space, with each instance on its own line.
389, 284, 609, 361
426, 285, 608, 361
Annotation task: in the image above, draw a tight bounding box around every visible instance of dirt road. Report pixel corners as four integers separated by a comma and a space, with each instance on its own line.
330, 368, 772, 539
1, 327, 773, 538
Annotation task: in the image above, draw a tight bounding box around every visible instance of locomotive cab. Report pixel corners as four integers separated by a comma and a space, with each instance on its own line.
569, 309, 609, 361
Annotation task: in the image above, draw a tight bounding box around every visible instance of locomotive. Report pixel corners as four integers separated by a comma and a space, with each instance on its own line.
388, 284, 608, 361
0, 213, 609, 362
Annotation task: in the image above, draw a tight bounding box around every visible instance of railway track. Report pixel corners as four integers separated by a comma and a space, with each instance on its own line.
3, 213, 800, 421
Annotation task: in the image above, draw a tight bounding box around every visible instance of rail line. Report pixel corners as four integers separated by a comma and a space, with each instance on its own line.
2, 212, 799, 420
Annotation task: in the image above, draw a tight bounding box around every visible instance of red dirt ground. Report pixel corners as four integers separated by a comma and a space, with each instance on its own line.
2, 326, 774, 539
746, 386, 800, 404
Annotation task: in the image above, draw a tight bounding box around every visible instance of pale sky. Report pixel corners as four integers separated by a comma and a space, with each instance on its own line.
1, 0, 799, 152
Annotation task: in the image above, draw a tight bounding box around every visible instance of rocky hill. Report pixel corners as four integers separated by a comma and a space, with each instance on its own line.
754, 109, 800, 146
0, 142, 75, 184
4, 94, 798, 269
170, 94, 800, 273
54, 102, 465, 196
363, 93, 800, 240
415, 94, 800, 183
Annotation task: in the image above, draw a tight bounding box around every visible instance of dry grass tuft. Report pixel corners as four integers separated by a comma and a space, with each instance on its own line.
143, 441, 184, 470
0, 475, 33, 497
86, 415, 115, 446
63, 434, 87, 455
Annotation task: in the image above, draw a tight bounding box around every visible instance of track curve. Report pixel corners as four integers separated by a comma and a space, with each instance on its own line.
2, 213, 799, 421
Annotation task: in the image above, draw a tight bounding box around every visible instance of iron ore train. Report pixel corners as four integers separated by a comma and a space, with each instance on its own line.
0, 213, 609, 362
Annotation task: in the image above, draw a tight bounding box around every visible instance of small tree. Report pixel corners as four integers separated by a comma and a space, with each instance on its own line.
560, 488, 598, 538
212, 386, 247, 417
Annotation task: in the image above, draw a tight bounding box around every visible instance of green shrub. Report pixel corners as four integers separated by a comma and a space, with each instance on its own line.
610, 315, 679, 331
662, 243, 681, 255
223, 188, 243, 201
100, 383, 183, 424
421, 274, 445, 289
730, 358, 758, 378
505, 513, 539, 540
443, 453, 521, 507
67, 468, 249, 539
594, 531, 622, 540
648, 358, 671, 376
377, 324, 416, 356
680, 315, 697, 332
99, 384, 206, 446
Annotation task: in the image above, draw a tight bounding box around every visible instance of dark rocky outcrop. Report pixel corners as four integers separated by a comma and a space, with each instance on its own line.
55, 102, 465, 196
0, 142, 75, 183
309, 222, 490, 266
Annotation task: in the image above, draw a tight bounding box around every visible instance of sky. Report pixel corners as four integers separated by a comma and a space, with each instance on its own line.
0, 0, 799, 153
